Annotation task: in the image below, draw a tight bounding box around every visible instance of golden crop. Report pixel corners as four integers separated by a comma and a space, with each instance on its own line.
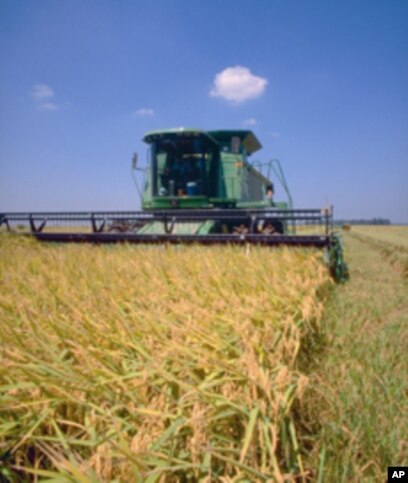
0, 235, 331, 481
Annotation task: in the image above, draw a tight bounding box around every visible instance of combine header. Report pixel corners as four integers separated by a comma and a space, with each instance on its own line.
0, 128, 347, 281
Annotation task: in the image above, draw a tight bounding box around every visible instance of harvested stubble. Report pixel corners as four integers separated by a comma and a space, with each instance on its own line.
0, 236, 331, 481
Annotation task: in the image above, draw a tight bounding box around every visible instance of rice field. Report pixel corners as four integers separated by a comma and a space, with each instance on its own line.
305, 226, 408, 481
350, 225, 408, 248
0, 236, 331, 481
348, 225, 408, 280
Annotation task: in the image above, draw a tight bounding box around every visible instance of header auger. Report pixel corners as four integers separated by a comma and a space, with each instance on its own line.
0, 128, 348, 282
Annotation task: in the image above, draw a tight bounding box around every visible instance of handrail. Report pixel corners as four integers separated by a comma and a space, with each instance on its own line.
269, 159, 293, 210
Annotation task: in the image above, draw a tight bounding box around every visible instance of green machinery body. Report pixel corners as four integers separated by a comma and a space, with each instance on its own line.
138, 128, 288, 236
142, 129, 287, 210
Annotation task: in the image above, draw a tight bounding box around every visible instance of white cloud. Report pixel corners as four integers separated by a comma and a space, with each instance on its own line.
242, 118, 257, 126
210, 66, 267, 104
271, 131, 281, 139
134, 108, 155, 117
32, 84, 54, 100
31, 84, 62, 111
38, 102, 59, 111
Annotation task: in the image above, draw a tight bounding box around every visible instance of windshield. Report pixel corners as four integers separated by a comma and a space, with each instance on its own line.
151, 138, 216, 197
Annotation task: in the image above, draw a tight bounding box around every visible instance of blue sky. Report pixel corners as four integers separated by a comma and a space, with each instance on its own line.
1, 0, 407, 222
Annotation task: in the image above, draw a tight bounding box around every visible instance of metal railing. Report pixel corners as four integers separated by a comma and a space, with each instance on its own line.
1, 207, 332, 239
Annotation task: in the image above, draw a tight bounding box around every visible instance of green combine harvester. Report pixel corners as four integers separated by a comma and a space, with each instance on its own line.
0, 128, 348, 281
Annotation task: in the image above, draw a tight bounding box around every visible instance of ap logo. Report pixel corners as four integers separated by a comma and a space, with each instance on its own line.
388, 467, 408, 482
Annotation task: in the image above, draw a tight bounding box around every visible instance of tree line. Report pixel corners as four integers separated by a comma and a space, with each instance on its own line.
334, 218, 391, 225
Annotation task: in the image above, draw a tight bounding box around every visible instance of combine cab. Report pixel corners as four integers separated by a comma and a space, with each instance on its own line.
0, 128, 348, 281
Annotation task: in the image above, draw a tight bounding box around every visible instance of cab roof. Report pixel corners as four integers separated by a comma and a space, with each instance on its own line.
143, 128, 262, 154
143, 128, 218, 148
208, 130, 262, 154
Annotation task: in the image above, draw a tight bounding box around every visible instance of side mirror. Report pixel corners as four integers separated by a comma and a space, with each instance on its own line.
131, 153, 138, 170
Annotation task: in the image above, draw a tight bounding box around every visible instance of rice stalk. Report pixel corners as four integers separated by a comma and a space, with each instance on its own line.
0, 236, 331, 480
